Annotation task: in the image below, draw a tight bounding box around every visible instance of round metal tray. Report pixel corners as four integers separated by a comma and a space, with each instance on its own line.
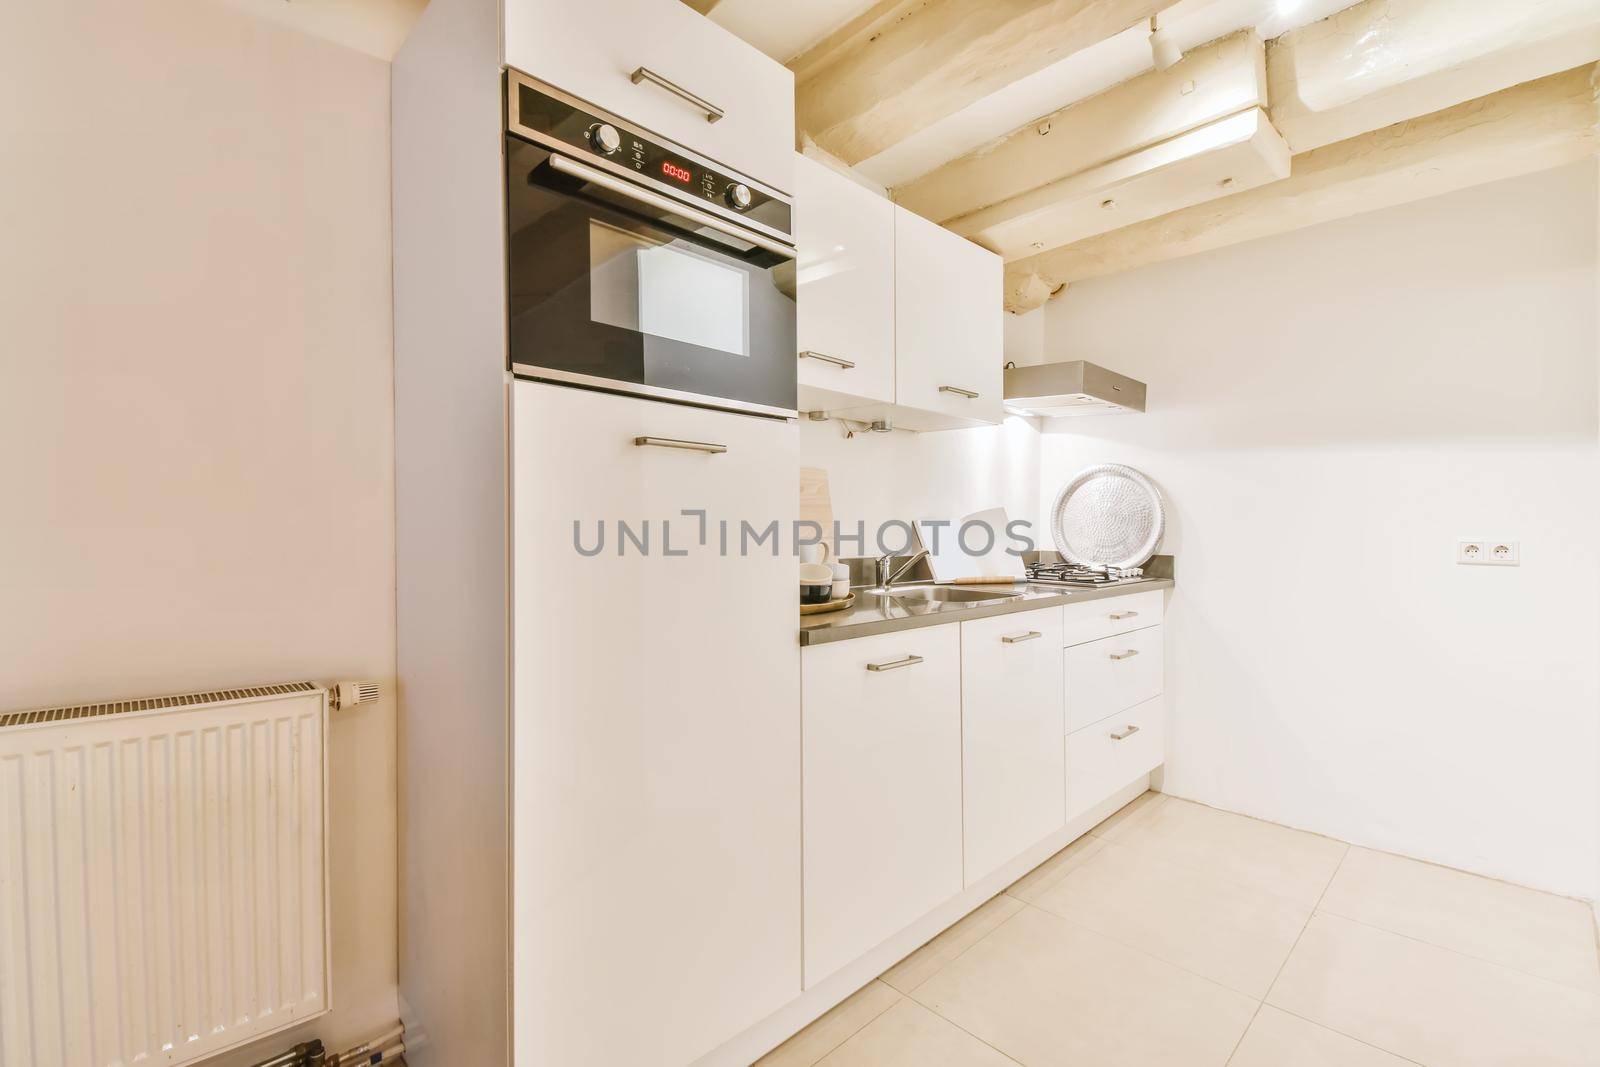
1049, 464, 1165, 570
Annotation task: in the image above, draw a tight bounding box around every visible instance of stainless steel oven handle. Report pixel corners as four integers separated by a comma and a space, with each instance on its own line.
548, 153, 795, 261
630, 67, 725, 123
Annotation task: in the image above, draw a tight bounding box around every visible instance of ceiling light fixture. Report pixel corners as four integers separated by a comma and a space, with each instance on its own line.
1148, 14, 1182, 71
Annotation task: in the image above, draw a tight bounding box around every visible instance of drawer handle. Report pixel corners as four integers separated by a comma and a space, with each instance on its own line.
939, 385, 979, 399
1002, 631, 1042, 644
630, 66, 724, 123
1109, 610, 1139, 620
1110, 724, 1141, 741
866, 654, 924, 672
634, 436, 727, 454
1109, 649, 1139, 661
799, 350, 855, 370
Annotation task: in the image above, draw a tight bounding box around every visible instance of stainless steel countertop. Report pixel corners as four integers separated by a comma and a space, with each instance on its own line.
799, 578, 1174, 646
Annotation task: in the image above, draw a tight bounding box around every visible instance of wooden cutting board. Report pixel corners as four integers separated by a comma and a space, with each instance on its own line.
800, 467, 834, 546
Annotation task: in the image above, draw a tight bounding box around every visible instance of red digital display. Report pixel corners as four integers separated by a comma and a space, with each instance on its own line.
661, 160, 693, 184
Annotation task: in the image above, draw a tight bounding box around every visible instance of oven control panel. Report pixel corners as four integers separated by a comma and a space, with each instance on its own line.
509, 73, 792, 240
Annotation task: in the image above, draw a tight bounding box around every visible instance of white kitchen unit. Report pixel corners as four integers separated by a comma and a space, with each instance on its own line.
1068, 696, 1167, 820
960, 606, 1067, 884
1062, 595, 1168, 820
796, 191, 1004, 430
1063, 624, 1165, 733
504, 0, 794, 190
392, 1, 801, 1064
511, 382, 801, 1066
801, 625, 963, 987
891, 205, 1005, 428
795, 154, 895, 412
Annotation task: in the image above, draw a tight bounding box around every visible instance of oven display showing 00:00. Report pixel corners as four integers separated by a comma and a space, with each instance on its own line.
660, 159, 694, 184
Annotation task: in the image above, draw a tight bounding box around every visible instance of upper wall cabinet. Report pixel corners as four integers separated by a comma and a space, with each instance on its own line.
892, 206, 1004, 429
796, 155, 895, 412
504, 0, 795, 192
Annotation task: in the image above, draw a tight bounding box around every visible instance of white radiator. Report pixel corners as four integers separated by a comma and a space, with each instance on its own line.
0, 683, 330, 1067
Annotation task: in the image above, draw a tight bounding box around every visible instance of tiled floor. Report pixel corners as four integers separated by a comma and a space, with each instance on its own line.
756, 792, 1600, 1067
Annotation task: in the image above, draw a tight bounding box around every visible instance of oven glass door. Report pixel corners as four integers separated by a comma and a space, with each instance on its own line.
506, 136, 797, 416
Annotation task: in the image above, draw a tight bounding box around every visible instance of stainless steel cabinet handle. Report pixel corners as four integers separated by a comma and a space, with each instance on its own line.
1110, 724, 1141, 741
799, 350, 856, 370
866, 654, 924, 672
630, 66, 724, 123
1109, 649, 1139, 661
634, 436, 727, 454
1002, 631, 1042, 644
939, 385, 979, 399
1109, 610, 1139, 620
547, 154, 796, 260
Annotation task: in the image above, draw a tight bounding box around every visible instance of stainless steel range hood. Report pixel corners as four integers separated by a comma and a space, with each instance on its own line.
1003, 360, 1146, 417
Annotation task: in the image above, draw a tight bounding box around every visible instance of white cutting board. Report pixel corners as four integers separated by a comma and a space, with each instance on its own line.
917, 507, 1028, 583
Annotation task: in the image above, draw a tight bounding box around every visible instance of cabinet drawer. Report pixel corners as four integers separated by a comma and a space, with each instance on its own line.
505, 0, 795, 190
802, 625, 963, 987
1061, 589, 1164, 648
1064, 625, 1164, 734
960, 607, 1066, 886
1066, 697, 1166, 820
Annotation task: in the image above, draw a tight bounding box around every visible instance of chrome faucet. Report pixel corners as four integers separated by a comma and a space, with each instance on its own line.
876, 548, 930, 590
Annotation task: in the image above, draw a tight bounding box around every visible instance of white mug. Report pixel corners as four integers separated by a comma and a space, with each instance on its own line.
799, 542, 831, 565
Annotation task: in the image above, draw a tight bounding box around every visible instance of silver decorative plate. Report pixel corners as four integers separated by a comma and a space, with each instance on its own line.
1049, 464, 1165, 570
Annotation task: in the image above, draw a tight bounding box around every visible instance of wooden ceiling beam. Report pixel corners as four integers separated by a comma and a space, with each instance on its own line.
894, 30, 1268, 225
1269, 0, 1600, 153
1002, 65, 1600, 308
793, 0, 1164, 166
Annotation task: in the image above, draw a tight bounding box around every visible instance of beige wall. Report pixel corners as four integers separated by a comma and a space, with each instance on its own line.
0, 1, 398, 1060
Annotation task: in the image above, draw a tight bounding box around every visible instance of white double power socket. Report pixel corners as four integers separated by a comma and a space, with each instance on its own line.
1458, 540, 1519, 566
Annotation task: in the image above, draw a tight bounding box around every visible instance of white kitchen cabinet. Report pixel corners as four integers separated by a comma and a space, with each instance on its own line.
960, 607, 1067, 885
802, 625, 963, 987
510, 381, 800, 1066
1060, 589, 1165, 647
892, 206, 1004, 429
1067, 697, 1167, 820
795, 154, 895, 412
504, 0, 794, 191
1064, 624, 1165, 734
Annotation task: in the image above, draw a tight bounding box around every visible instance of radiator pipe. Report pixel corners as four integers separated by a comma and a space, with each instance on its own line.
328, 1026, 405, 1066
250, 1039, 324, 1067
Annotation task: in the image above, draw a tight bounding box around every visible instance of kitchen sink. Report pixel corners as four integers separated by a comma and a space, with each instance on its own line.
865, 584, 1021, 603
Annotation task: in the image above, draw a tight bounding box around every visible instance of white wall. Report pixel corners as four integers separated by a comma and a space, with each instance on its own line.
1037, 161, 1600, 898
0, 2, 398, 1060
799, 417, 1042, 554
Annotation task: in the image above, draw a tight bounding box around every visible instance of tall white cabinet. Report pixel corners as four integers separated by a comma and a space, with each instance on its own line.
392, 1, 799, 1065
511, 384, 800, 1066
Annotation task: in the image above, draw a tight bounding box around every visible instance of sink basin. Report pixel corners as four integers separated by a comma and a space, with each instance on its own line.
866, 584, 1021, 604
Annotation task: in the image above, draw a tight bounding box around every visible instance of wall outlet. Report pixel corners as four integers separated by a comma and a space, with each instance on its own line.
1458, 540, 1519, 566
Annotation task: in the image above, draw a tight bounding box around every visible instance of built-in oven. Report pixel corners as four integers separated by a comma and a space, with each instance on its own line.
504, 70, 797, 419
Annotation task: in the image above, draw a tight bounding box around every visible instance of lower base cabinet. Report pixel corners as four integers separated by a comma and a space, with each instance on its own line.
961, 607, 1066, 884
1067, 695, 1167, 819
801, 625, 963, 987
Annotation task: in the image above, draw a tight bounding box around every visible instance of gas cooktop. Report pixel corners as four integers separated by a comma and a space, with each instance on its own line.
1026, 561, 1147, 587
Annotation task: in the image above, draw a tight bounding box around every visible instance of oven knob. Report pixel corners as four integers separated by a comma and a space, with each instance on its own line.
588, 123, 621, 155
726, 182, 753, 210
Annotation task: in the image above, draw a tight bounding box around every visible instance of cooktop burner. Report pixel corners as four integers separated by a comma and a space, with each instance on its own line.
1027, 561, 1146, 587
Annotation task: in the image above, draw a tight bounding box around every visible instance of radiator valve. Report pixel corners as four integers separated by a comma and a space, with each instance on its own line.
331, 680, 381, 710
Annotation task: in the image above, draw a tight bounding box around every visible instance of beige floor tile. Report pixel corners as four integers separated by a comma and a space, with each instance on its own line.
816, 999, 1019, 1066
1113, 797, 1347, 906
1004, 832, 1108, 904
1088, 788, 1169, 841
756, 980, 901, 1067
1228, 1006, 1416, 1067
912, 905, 1257, 1067
1318, 846, 1600, 993
1031, 840, 1312, 997
1267, 913, 1600, 1067
882, 893, 1025, 993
